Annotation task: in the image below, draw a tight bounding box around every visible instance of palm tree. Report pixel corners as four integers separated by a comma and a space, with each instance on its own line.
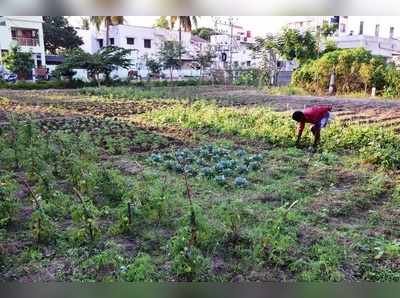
90, 16, 125, 46
169, 16, 198, 67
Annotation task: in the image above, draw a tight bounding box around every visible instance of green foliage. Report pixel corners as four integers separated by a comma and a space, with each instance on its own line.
196, 48, 216, 73
80, 245, 124, 281
320, 23, 339, 38
148, 144, 264, 187
0, 174, 18, 227
275, 28, 318, 65
252, 204, 301, 266
192, 27, 218, 41
383, 64, 400, 98
2, 46, 34, 80
70, 195, 100, 244
43, 16, 83, 54
296, 238, 346, 281
143, 101, 400, 169
146, 57, 162, 75
55, 46, 132, 86
233, 69, 259, 86
168, 226, 210, 281
121, 253, 156, 281
153, 16, 170, 29
158, 40, 185, 80
292, 48, 387, 94
30, 208, 56, 244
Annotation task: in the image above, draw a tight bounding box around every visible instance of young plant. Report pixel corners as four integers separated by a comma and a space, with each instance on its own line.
71, 188, 100, 243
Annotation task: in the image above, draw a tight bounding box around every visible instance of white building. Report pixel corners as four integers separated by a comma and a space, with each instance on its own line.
287, 16, 400, 59
209, 24, 259, 71
0, 16, 46, 78
75, 24, 209, 80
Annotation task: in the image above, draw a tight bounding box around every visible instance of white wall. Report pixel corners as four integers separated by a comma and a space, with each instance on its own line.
340, 16, 400, 39
0, 16, 46, 78
76, 25, 204, 79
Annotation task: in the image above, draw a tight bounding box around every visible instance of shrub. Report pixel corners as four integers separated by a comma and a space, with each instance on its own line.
292, 48, 387, 95
122, 253, 156, 281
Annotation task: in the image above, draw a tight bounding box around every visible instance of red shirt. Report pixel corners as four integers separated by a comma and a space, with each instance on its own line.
298, 105, 332, 135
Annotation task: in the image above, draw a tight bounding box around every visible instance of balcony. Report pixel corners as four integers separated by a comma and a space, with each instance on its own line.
12, 37, 40, 47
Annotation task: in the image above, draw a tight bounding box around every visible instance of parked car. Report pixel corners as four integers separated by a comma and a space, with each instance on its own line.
0, 70, 17, 83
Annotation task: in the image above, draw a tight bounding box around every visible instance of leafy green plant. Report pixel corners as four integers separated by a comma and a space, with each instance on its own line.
121, 253, 156, 281
70, 188, 100, 243
168, 226, 210, 281
0, 175, 18, 227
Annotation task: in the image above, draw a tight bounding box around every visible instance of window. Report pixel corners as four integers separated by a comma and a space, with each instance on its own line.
126, 37, 134, 45
97, 38, 103, 48
144, 39, 151, 48
246, 61, 251, 67
109, 38, 114, 45
390, 27, 395, 38
359, 21, 364, 35
375, 24, 380, 37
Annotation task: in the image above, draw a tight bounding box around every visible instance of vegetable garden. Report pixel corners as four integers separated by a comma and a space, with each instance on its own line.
0, 87, 399, 281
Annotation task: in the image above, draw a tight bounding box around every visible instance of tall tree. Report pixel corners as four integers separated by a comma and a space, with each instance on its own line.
168, 16, 198, 67
154, 16, 170, 29
43, 16, 83, 54
274, 28, 318, 65
90, 16, 125, 46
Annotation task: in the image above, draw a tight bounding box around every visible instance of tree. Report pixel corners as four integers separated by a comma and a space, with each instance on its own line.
90, 16, 125, 47
195, 47, 216, 80
154, 17, 169, 29
43, 16, 83, 54
320, 23, 339, 38
146, 57, 162, 76
192, 27, 218, 41
169, 16, 198, 66
56, 46, 132, 86
2, 46, 34, 80
275, 28, 318, 65
250, 36, 282, 87
158, 41, 185, 81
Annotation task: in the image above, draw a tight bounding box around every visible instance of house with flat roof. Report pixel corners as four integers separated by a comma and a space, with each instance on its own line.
0, 16, 46, 79
75, 24, 210, 80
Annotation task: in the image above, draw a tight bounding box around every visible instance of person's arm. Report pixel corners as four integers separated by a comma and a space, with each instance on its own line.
296, 122, 305, 146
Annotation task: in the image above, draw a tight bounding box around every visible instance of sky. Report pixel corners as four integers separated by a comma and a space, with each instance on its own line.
68, 16, 295, 37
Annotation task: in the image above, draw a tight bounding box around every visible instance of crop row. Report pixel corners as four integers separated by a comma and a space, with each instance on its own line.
139, 101, 400, 169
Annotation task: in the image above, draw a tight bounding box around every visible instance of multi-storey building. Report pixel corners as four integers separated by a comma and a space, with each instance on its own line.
0, 16, 46, 78
75, 24, 209, 79
209, 22, 259, 71
288, 16, 400, 59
